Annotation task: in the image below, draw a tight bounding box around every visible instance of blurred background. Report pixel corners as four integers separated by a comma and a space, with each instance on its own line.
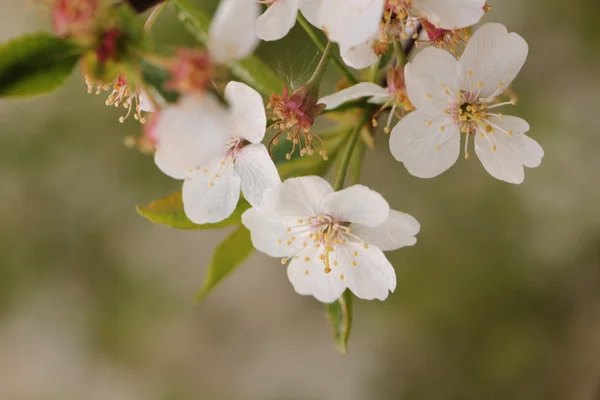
1, 0, 599, 399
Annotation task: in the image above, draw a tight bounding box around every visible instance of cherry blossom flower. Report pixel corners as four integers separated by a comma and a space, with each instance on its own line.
389, 23, 543, 184
319, 67, 413, 133
51, 0, 97, 38
242, 176, 420, 303
321, 0, 488, 69
154, 82, 280, 224
255, 0, 322, 41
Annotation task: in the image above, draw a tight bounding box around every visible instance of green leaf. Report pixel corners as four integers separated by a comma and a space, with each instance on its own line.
0, 33, 83, 97
326, 290, 354, 354
136, 191, 250, 230
195, 226, 254, 301
171, 0, 283, 96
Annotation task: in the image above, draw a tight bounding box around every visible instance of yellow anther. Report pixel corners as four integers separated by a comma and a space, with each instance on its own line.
435, 145, 441, 150
507, 130, 513, 136
324, 267, 332, 274
286, 241, 292, 246
340, 274, 345, 280
477, 81, 484, 88
333, 260, 338, 266
353, 251, 358, 257
304, 256, 310, 262
277, 239, 282, 244
426, 93, 432, 99
286, 228, 292, 233
465, 152, 470, 159
351, 261, 357, 267
492, 145, 497, 151
297, 219, 304, 224
427, 120, 433, 126
363, 244, 369, 249
281, 258, 288, 265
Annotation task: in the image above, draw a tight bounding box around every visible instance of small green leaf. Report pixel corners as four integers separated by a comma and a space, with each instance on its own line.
195, 226, 254, 301
171, 0, 283, 96
136, 191, 250, 230
326, 290, 354, 354
0, 33, 83, 97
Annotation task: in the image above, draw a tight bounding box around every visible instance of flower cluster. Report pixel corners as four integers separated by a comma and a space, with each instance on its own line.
35, 0, 544, 311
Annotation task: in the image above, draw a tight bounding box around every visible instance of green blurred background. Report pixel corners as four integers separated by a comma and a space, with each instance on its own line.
1, 0, 599, 399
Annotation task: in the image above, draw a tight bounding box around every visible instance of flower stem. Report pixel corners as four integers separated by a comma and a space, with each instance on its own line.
297, 14, 357, 85
144, 2, 167, 31
305, 41, 334, 97
333, 110, 371, 191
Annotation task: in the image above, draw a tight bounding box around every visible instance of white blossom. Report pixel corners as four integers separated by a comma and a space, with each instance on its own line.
208, 0, 261, 64
389, 23, 543, 184
242, 176, 419, 303
182, 82, 281, 223
153, 93, 230, 181
320, 0, 487, 69
412, 0, 487, 30
255, 0, 322, 41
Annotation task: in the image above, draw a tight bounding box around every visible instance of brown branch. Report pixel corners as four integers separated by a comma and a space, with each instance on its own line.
121, 0, 165, 13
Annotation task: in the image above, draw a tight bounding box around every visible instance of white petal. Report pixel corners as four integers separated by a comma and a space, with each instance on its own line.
138, 90, 154, 112
413, 0, 486, 30
182, 158, 241, 224
235, 144, 281, 208
287, 247, 346, 303
457, 23, 529, 98
340, 39, 379, 69
404, 47, 458, 111
322, 185, 389, 227
319, 82, 389, 110
474, 115, 543, 184
154, 94, 230, 180
299, 0, 323, 27
208, 0, 260, 64
351, 210, 420, 251
267, 176, 334, 217
255, 0, 299, 41
320, 0, 384, 47
389, 110, 460, 178
336, 243, 396, 301
242, 208, 309, 257
224, 81, 267, 143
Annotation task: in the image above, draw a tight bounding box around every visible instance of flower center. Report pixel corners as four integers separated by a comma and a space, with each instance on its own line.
437, 71, 517, 159
267, 86, 327, 160
372, 0, 415, 55
86, 75, 148, 124
280, 215, 369, 275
